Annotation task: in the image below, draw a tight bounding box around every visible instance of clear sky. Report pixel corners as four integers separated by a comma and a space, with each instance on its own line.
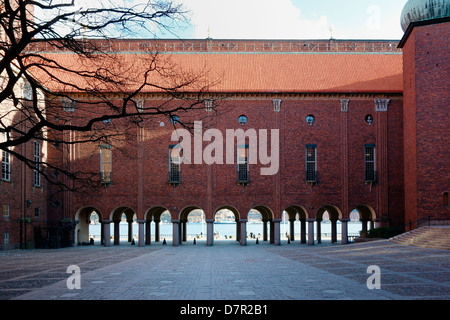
172, 0, 409, 40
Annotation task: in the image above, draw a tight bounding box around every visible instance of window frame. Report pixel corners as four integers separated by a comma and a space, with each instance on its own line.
33, 140, 41, 187
237, 144, 249, 184
364, 144, 376, 183
169, 144, 181, 185
2, 205, 9, 217
100, 144, 112, 185
1, 133, 11, 181
305, 144, 317, 183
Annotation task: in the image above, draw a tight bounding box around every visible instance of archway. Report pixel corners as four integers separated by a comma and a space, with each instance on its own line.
214, 206, 240, 245
316, 205, 342, 244
284, 205, 308, 244
145, 206, 171, 245
179, 206, 203, 245
74, 207, 102, 246
352, 205, 376, 237
251, 205, 274, 244
110, 207, 136, 245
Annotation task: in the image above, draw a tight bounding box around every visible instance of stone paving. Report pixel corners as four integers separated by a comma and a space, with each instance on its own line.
0, 239, 449, 301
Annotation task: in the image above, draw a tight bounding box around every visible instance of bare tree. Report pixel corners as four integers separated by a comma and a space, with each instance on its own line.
0, 0, 217, 192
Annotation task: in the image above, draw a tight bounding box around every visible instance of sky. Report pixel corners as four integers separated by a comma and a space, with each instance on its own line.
35, 0, 410, 40
173, 0, 409, 40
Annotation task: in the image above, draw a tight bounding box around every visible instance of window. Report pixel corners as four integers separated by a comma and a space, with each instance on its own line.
169, 145, 181, 185
365, 144, 376, 182
1, 133, 11, 181
2, 205, 9, 217
4, 233, 9, 245
306, 145, 317, 182
100, 145, 112, 185
238, 115, 247, 126
34, 207, 40, 219
237, 144, 249, 184
444, 192, 449, 207
33, 141, 41, 187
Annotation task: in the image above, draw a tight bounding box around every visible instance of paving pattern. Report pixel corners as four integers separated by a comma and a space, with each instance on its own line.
0, 240, 449, 301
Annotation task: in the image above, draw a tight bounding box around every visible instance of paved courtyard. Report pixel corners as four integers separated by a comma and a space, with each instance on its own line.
0, 239, 449, 301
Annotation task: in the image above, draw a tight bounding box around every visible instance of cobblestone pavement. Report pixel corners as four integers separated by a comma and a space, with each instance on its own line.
1, 239, 449, 301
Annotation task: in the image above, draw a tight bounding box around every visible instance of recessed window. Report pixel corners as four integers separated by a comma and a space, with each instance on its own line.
444, 192, 449, 207
365, 114, 374, 125
169, 144, 181, 185
4, 233, 9, 245
365, 144, 376, 183
33, 141, 41, 187
1, 132, 11, 181
100, 145, 112, 185
2, 205, 9, 217
306, 144, 317, 182
238, 115, 247, 126
170, 115, 179, 124
34, 207, 40, 218
306, 115, 315, 126
237, 144, 249, 184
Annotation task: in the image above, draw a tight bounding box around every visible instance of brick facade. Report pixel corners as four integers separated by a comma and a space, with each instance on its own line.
0, 29, 448, 249
400, 19, 450, 227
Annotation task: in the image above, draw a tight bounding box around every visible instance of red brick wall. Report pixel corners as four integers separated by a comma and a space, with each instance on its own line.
402, 21, 450, 225
51, 96, 404, 227
0, 140, 48, 249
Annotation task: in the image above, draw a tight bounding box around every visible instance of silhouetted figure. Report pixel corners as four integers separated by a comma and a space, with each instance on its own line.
193, 238, 196, 245
163, 238, 167, 245
131, 239, 135, 245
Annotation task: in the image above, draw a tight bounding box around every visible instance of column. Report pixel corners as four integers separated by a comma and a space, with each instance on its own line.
145, 220, 151, 245
375, 99, 390, 226
182, 220, 187, 242
300, 219, 306, 244
316, 219, 322, 244
172, 220, 180, 247
102, 220, 111, 247
289, 219, 295, 241
331, 219, 337, 243
273, 218, 281, 245
240, 219, 247, 246
206, 219, 214, 246
178, 221, 182, 245
361, 219, 368, 235
269, 220, 274, 244
127, 219, 133, 242
236, 219, 240, 242
341, 218, 349, 245
307, 219, 315, 245
154, 219, 160, 242
138, 220, 145, 247
262, 219, 268, 241
113, 221, 120, 245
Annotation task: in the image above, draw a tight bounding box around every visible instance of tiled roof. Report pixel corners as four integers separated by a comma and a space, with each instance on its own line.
31, 51, 403, 94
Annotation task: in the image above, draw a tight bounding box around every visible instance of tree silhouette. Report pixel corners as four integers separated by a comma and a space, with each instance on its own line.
0, 0, 216, 192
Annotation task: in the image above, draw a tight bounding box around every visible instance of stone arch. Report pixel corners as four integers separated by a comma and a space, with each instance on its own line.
110, 206, 137, 245
74, 206, 103, 246
283, 205, 309, 243
214, 205, 241, 244
251, 205, 274, 244
352, 204, 377, 236
312, 205, 343, 245
145, 206, 171, 244
353, 204, 376, 221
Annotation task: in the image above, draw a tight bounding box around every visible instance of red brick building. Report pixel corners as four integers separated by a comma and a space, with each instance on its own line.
1, 0, 448, 249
